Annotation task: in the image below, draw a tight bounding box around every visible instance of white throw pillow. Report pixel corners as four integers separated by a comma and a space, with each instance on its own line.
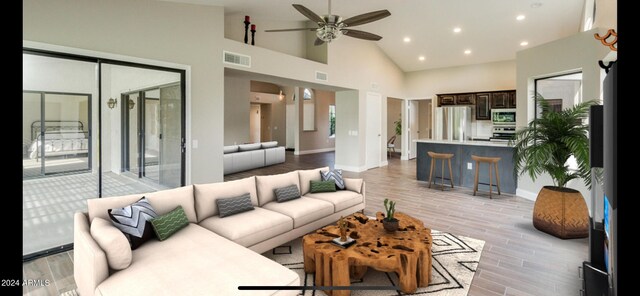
344, 178, 363, 194
90, 217, 133, 270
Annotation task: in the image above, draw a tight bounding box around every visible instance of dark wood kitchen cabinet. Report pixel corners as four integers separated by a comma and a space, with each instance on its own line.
476, 93, 491, 120
455, 93, 474, 105
439, 94, 456, 105
491, 92, 510, 109
508, 91, 516, 108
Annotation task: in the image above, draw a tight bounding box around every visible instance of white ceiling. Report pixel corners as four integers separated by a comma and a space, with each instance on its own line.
171, 0, 585, 72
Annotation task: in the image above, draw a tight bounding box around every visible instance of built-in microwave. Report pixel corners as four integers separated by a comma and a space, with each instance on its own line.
491, 109, 516, 125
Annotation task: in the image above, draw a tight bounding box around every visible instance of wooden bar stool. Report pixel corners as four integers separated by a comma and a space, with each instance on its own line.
471, 155, 501, 199
427, 151, 454, 191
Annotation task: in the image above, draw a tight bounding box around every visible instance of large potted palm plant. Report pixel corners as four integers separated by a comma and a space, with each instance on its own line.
511, 95, 595, 239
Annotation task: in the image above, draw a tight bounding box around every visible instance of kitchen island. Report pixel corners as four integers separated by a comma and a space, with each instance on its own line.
415, 139, 517, 194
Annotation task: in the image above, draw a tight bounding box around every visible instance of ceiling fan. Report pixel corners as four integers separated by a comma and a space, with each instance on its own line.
265, 0, 391, 46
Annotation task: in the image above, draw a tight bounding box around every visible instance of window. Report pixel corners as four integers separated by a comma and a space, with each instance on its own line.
303, 88, 312, 100
329, 105, 336, 137
534, 72, 582, 118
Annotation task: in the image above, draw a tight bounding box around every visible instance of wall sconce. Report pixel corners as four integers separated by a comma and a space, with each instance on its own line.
107, 98, 117, 109
128, 98, 136, 110
278, 90, 285, 101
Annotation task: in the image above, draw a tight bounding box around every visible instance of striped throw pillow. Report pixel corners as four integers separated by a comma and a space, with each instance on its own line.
274, 185, 301, 202
310, 180, 337, 193
150, 206, 189, 241
217, 193, 255, 217
321, 169, 345, 190
108, 197, 158, 249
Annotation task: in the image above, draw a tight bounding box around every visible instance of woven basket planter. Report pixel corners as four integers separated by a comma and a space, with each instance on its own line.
532, 186, 589, 239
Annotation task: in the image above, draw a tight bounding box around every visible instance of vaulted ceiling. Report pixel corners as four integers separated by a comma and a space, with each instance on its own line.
173, 0, 586, 72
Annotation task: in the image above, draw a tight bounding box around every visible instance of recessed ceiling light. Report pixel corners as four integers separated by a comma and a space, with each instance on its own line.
403, 37, 411, 43
520, 41, 529, 46
531, 2, 543, 8
516, 15, 526, 21
464, 49, 471, 55
453, 27, 462, 33
418, 56, 425, 61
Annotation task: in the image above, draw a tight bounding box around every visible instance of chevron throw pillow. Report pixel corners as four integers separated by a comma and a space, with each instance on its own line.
217, 193, 255, 218
310, 180, 337, 193
321, 169, 345, 190
274, 184, 301, 202
108, 197, 158, 249
150, 206, 189, 241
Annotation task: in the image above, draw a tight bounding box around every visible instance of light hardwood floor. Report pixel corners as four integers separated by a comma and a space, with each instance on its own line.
24, 151, 587, 296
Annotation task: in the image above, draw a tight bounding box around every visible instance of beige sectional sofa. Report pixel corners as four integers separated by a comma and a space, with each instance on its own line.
74, 167, 365, 295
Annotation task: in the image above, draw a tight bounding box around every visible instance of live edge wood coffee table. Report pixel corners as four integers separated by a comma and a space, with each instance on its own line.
302, 212, 432, 296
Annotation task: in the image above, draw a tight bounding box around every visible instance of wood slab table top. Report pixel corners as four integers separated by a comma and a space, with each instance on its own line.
302, 212, 432, 296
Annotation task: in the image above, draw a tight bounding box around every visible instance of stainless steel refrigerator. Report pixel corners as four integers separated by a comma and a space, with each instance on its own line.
434, 106, 472, 141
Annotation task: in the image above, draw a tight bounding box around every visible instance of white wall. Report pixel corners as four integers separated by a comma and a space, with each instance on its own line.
515, 28, 611, 210
224, 75, 250, 145
225, 13, 307, 59
404, 60, 516, 98
24, 0, 226, 184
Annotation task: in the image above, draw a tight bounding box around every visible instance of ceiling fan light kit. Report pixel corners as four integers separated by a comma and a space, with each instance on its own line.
265, 0, 390, 45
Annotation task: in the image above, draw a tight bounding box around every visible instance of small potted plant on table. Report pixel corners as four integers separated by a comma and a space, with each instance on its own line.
382, 198, 399, 232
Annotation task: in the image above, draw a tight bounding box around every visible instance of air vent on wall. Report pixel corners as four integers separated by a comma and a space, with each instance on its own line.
315, 71, 328, 82
223, 51, 251, 68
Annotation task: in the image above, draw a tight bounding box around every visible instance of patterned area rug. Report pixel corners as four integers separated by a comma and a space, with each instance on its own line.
263, 230, 485, 296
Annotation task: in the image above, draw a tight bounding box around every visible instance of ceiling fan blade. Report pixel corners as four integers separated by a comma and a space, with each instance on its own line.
341, 10, 391, 27
265, 28, 317, 32
314, 38, 326, 46
292, 4, 325, 24
342, 29, 383, 41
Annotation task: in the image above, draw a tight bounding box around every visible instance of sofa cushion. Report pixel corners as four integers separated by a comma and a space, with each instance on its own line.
321, 169, 346, 190
88, 185, 197, 224
261, 141, 278, 148
344, 178, 364, 194
256, 171, 300, 206
238, 143, 261, 151
223, 145, 239, 154
298, 167, 329, 195
150, 206, 189, 241
274, 185, 301, 202
304, 190, 364, 212
108, 197, 158, 250
95, 224, 300, 296
90, 217, 132, 270
262, 197, 334, 228
310, 180, 337, 193
216, 193, 255, 218
194, 176, 258, 222
198, 207, 292, 247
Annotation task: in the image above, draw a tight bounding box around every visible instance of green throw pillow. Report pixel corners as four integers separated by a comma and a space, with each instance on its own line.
310, 180, 337, 193
150, 206, 189, 241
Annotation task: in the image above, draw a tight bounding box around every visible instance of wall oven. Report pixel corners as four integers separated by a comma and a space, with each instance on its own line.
491, 109, 516, 126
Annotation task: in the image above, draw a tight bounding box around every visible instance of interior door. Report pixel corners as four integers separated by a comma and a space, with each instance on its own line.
285, 104, 295, 149
409, 100, 419, 159
250, 104, 261, 143
366, 92, 382, 169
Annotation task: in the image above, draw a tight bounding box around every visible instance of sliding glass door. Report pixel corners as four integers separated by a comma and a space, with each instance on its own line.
23, 49, 186, 259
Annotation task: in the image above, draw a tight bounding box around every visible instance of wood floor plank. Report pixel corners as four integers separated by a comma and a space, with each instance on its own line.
23, 257, 57, 296
45, 252, 75, 294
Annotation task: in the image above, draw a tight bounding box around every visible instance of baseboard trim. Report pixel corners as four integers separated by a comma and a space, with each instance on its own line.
295, 147, 335, 155
381, 161, 389, 167
516, 188, 538, 201
401, 154, 409, 160
335, 164, 367, 173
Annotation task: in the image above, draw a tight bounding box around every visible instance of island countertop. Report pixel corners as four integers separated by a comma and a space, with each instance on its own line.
416, 140, 517, 194
413, 138, 513, 147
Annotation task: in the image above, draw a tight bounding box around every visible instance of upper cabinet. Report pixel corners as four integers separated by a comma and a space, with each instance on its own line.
490, 91, 516, 109
455, 94, 474, 105
437, 90, 516, 120
439, 94, 456, 105
475, 93, 491, 120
